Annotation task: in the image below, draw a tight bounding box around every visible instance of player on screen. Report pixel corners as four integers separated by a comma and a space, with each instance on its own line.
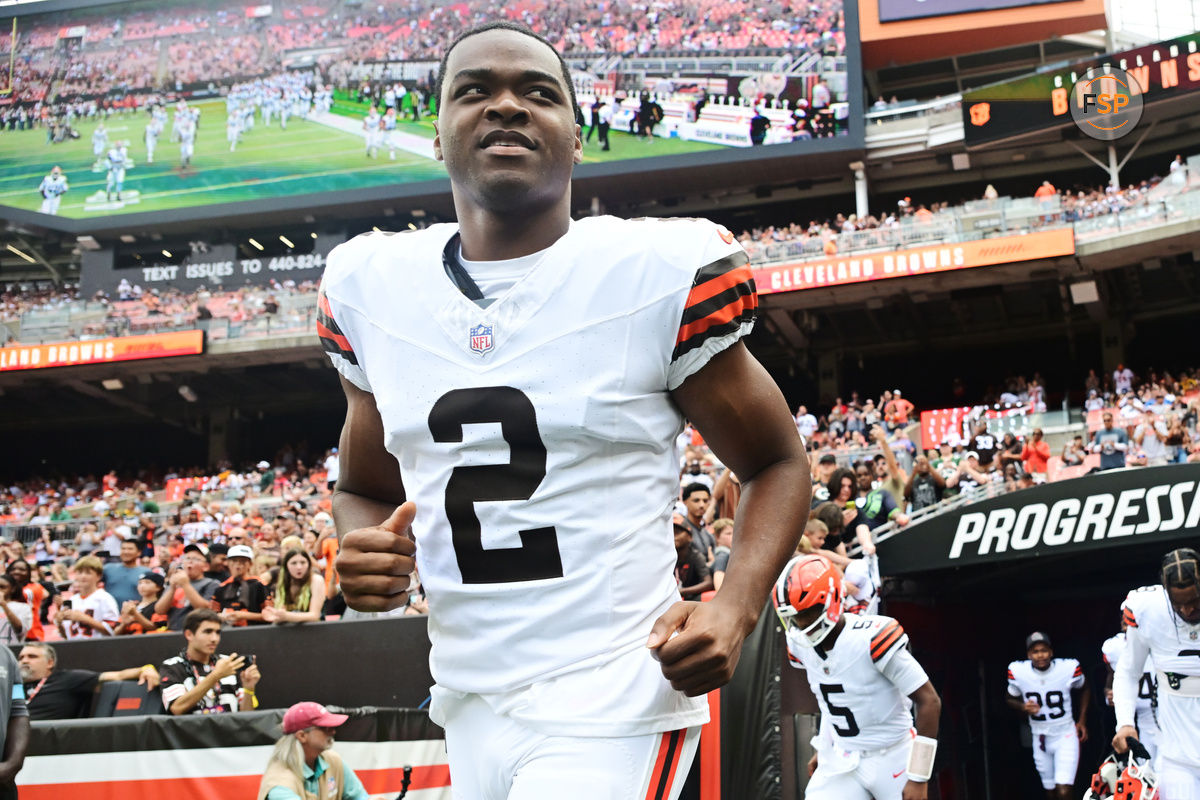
362, 105, 382, 158
91, 122, 108, 169
1101, 610, 1158, 760
37, 166, 68, 215
226, 112, 242, 153
382, 107, 399, 160
775, 554, 941, 799
323, 21, 809, 800
1113, 548, 1200, 797
1006, 632, 1090, 799
105, 141, 129, 203
177, 115, 196, 170
145, 111, 163, 164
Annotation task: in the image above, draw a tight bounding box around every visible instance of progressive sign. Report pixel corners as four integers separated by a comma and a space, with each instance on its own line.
879, 464, 1200, 574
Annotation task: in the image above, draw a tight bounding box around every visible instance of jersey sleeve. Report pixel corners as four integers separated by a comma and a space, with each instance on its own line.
868, 617, 908, 667
1068, 659, 1085, 690
879, 644, 930, 696
317, 280, 372, 393
1006, 663, 1022, 697
665, 224, 758, 391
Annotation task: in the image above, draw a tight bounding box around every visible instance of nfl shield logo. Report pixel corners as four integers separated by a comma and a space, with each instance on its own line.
469, 323, 494, 355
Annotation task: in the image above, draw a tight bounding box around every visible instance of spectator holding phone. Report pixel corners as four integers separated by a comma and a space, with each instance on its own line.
56, 556, 119, 640
160, 609, 261, 715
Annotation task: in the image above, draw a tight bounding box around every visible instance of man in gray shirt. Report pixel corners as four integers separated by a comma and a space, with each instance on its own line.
1091, 412, 1130, 471
0, 646, 30, 798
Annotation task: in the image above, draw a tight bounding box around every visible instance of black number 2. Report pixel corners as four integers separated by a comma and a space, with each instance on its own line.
819, 684, 861, 737
1026, 690, 1066, 720
428, 387, 564, 584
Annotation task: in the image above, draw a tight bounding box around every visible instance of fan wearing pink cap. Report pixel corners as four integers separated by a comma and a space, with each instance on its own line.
258, 702, 370, 800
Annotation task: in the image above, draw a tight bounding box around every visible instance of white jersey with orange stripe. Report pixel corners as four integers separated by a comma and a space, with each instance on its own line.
1101, 631, 1155, 715
1116, 584, 1200, 767
318, 217, 755, 737
785, 614, 929, 751
1006, 658, 1085, 736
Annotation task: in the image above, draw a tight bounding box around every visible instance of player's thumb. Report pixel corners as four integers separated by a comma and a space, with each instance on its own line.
380, 502, 416, 535
646, 602, 690, 649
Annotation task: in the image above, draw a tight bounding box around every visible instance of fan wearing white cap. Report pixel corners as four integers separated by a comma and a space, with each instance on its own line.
258, 702, 369, 800
212, 545, 268, 626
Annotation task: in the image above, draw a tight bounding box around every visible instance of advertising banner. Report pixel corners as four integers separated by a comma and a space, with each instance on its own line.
752, 228, 1074, 295
878, 464, 1200, 574
0, 330, 203, 372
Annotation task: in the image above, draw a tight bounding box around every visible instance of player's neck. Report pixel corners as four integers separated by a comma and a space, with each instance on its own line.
455, 200, 571, 262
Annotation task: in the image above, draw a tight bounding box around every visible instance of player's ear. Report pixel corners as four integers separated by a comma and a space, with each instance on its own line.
432, 122, 443, 162
573, 123, 583, 165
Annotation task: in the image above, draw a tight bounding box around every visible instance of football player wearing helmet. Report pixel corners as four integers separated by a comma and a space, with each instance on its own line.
1005, 632, 1090, 799
774, 554, 941, 800
1114, 548, 1200, 799
326, 20, 811, 800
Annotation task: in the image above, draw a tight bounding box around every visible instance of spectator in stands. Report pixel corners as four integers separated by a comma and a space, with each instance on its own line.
57, 556, 119, 639
1090, 412, 1129, 471
794, 405, 819, 440
1114, 363, 1135, 395
0, 576, 31, 645
809, 502, 853, 568
883, 389, 914, 431
854, 462, 908, 534
711, 518, 733, 591
905, 455, 945, 512
811, 453, 838, 503
205, 543, 231, 582
970, 422, 999, 472
947, 452, 991, 493
869, 426, 907, 506
17, 642, 160, 720
1020, 428, 1051, 483
156, 543, 221, 630
102, 538, 148, 607
798, 518, 828, 555
1135, 413, 1170, 467
672, 515, 713, 599
1165, 415, 1191, 463
6, 560, 47, 642
996, 432, 1024, 475
263, 548, 324, 624
113, 571, 166, 635
258, 701, 369, 800
1061, 435, 1087, 466
678, 483, 716, 565
213, 545, 268, 626
161, 609, 260, 715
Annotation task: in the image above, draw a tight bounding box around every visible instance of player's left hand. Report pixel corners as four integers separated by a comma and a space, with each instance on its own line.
1075, 721, 1088, 743
901, 780, 928, 800
647, 599, 751, 696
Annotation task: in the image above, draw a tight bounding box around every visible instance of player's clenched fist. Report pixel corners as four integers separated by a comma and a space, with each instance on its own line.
337, 502, 417, 612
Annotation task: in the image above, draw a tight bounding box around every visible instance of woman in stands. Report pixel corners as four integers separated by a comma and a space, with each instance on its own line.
263, 548, 324, 624
7, 559, 48, 641
0, 574, 33, 645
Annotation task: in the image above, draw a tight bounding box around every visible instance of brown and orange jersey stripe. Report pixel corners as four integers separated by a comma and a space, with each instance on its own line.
317, 288, 358, 365
672, 251, 757, 361
1122, 606, 1138, 628
870, 619, 906, 663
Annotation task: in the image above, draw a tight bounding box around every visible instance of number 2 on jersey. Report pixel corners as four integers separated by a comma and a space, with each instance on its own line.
429, 387, 564, 584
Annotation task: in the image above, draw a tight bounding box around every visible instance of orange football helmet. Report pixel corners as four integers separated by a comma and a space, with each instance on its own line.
772, 554, 843, 647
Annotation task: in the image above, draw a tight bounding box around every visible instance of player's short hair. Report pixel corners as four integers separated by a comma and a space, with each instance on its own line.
434, 21, 579, 119
1161, 547, 1200, 590
682, 483, 710, 501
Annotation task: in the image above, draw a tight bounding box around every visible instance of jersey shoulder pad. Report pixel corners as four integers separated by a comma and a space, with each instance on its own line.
865, 615, 907, 663
1121, 584, 1164, 629
1062, 658, 1084, 679
1006, 660, 1026, 682
1101, 634, 1123, 666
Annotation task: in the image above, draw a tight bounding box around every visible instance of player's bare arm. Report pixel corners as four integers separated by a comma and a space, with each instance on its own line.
331, 375, 415, 612
904, 681, 942, 800
650, 341, 809, 696
1072, 676, 1090, 742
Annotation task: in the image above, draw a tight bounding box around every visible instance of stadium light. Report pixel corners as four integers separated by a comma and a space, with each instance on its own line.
101, 379, 123, 391
310, 233, 318, 239
248, 238, 264, 250
178, 385, 199, 403
5, 244, 36, 264
408, 223, 417, 231
372, 226, 381, 232
161, 250, 172, 258
279, 235, 294, 249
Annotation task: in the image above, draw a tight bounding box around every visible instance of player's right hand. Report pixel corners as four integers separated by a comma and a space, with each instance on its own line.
807, 752, 818, 777
1112, 725, 1138, 753
336, 502, 417, 612
1023, 699, 1040, 716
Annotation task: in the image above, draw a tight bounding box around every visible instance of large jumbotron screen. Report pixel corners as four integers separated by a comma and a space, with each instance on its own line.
0, 0, 861, 222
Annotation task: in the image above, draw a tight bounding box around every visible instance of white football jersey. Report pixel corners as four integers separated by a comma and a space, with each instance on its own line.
1117, 585, 1200, 766
319, 217, 756, 734
1101, 631, 1155, 714
785, 614, 929, 750
1006, 658, 1084, 735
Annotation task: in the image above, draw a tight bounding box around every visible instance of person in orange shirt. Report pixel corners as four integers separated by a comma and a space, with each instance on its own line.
6, 560, 46, 641
1021, 428, 1052, 483
1034, 180, 1057, 198
313, 514, 340, 599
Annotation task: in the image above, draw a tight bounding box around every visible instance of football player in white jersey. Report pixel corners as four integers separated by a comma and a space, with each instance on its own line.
1005, 632, 1090, 799
1101, 611, 1158, 760
105, 142, 129, 202
37, 166, 68, 214
774, 554, 941, 799
326, 21, 810, 800
1113, 547, 1200, 798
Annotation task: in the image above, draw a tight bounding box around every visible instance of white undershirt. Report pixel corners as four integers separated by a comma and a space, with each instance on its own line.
457, 244, 551, 308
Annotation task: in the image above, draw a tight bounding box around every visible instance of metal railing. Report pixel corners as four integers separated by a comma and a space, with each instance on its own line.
851, 480, 1020, 556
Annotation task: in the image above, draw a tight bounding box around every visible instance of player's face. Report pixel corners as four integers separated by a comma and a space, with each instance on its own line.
1167, 584, 1200, 623
435, 30, 582, 215
1028, 642, 1053, 670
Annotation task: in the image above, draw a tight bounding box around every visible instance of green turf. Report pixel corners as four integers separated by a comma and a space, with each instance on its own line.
0, 98, 722, 219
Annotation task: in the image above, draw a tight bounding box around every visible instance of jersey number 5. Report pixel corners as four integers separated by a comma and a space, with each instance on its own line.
429, 387, 564, 584
819, 684, 861, 737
